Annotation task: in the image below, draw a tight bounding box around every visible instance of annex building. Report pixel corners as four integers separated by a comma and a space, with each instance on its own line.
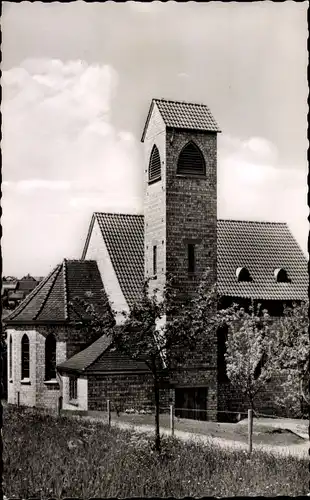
5, 99, 308, 420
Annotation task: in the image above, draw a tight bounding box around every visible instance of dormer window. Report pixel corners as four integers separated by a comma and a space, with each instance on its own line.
236, 267, 253, 282
274, 268, 290, 283
149, 145, 161, 183
177, 141, 206, 176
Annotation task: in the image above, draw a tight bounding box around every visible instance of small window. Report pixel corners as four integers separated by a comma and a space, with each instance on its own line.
153, 245, 157, 276
9, 336, 12, 379
188, 244, 196, 273
177, 141, 205, 176
236, 267, 252, 282
21, 334, 30, 379
274, 268, 290, 283
69, 377, 78, 401
149, 145, 161, 183
45, 334, 56, 381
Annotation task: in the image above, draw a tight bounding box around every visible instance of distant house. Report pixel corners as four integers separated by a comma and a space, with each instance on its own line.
4, 98, 308, 419
2, 275, 43, 311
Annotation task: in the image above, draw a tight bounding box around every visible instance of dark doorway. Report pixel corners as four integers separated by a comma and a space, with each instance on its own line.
175, 387, 208, 421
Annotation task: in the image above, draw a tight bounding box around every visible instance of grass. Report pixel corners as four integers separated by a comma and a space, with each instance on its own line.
3, 404, 309, 498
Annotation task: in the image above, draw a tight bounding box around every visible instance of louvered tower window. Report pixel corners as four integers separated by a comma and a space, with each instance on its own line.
177, 142, 206, 176
149, 145, 161, 183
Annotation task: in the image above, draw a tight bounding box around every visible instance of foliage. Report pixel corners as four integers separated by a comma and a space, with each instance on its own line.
217, 302, 276, 411
110, 272, 218, 450
271, 301, 309, 413
3, 404, 308, 498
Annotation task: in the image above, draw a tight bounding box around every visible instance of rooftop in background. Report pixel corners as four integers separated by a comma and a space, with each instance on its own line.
4, 260, 112, 325
141, 98, 221, 141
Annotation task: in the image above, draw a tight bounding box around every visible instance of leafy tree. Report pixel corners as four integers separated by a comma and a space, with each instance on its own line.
111, 272, 218, 452
217, 302, 276, 413
271, 301, 309, 414
71, 272, 217, 452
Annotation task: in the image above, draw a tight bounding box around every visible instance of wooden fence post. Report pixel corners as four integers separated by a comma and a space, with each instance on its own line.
107, 399, 111, 427
57, 396, 63, 416
17, 391, 20, 407
248, 409, 253, 454
170, 404, 174, 437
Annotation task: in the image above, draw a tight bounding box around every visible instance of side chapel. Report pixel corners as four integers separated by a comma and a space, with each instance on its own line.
5, 99, 308, 420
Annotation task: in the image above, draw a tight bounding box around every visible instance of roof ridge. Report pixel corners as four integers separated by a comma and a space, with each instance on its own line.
154, 98, 210, 107
94, 212, 143, 217
63, 259, 68, 321
33, 264, 63, 320
5, 266, 59, 321
218, 219, 288, 225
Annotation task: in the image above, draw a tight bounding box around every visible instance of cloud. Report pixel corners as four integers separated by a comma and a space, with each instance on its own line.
2, 58, 143, 276
218, 134, 308, 254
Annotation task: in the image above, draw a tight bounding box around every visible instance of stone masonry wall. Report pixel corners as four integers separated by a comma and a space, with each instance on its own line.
7, 324, 100, 411
88, 372, 170, 413
144, 104, 167, 297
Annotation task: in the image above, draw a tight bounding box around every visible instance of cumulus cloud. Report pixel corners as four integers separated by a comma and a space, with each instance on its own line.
218, 134, 308, 254
2, 58, 143, 276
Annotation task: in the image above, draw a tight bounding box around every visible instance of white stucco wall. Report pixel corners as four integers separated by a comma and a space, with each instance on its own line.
83, 217, 129, 323
62, 375, 88, 411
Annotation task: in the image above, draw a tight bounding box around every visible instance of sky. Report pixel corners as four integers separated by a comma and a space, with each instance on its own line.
2, 1, 308, 278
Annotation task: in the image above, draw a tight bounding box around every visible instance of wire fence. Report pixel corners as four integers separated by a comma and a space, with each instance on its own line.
99, 400, 309, 455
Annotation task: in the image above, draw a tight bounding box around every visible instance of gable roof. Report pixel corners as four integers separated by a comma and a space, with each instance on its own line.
4, 260, 112, 325
141, 98, 221, 141
82, 213, 144, 308
57, 331, 150, 375
217, 220, 308, 301
85, 213, 307, 303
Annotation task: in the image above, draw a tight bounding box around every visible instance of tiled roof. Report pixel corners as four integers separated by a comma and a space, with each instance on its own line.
92, 213, 144, 308
57, 330, 150, 374
4, 260, 111, 325
217, 220, 308, 301
86, 214, 307, 303
142, 98, 221, 141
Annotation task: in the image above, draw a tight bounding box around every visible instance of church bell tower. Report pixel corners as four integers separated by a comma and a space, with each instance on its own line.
141, 98, 221, 299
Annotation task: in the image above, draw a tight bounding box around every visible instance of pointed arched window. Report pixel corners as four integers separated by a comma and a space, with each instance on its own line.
45, 333, 57, 380
148, 145, 161, 183
21, 334, 30, 380
177, 141, 206, 176
9, 336, 12, 379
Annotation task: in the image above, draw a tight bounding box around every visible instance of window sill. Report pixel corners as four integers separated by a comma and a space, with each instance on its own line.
44, 380, 59, 387
21, 378, 31, 385
69, 399, 79, 406
148, 177, 161, 185
176, 173, 206, 179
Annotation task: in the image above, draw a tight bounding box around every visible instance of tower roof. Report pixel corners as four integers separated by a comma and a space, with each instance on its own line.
4, 260, 112, 325
141, 98, 221, 142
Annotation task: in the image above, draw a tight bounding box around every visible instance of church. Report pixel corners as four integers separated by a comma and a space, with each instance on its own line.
5, 99, 308, 420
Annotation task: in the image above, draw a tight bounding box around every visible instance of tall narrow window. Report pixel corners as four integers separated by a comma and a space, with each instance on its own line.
9, 336, 12, 379
45, 333, 56, 380
149, 145, 161, 183
177, 142, 205, 176
21, 334, 30, 380
69, 377, 78, 400
188, 244, 196, 273
153, 245, 157, 276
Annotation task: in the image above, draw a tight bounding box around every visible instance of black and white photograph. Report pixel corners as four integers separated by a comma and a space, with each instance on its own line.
1, 1, 309, 498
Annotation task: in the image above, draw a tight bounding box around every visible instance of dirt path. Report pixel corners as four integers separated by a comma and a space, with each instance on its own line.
79, 414, 309, 458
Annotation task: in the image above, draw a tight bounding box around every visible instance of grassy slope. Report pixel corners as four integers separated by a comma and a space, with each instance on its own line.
3, 405, 309, 498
